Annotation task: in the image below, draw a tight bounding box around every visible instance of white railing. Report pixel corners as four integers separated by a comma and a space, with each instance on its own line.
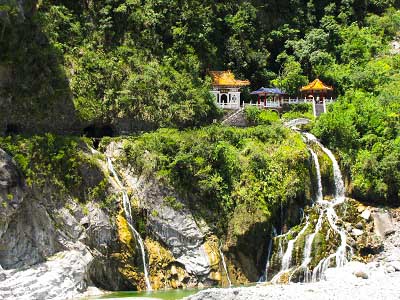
217, 102, 241, 109
243, 98, 336, 108
218, 98, 336, 110
245, 102, 281, 108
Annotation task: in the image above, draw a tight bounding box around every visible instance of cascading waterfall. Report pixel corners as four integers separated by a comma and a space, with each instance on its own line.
107, 157, 152, 291
266, 131, 352, 284
303, 133, 345, 203
263, 226, 277, 281
271, 217, 310, 283
219, 245, 232, 287
301, 212, 323, 282
309, 148, 323, 203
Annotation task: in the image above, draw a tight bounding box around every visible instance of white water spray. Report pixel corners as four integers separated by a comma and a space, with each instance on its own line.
303, 133, 350, 281
263, 226, 277, 281
107, 157, 152, 291
219, 245, 232, 287
272, 218, 310, 282
309, 148, 323, 203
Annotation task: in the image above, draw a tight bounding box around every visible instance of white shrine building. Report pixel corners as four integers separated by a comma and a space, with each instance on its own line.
210, 71, 250, 110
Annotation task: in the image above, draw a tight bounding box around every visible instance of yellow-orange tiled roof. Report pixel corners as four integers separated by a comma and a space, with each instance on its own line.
300, 78, 333, 92
210, 70, 250, 87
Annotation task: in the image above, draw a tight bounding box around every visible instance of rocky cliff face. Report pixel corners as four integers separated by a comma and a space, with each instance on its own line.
0, 136, 311, 298
107, 142, 227, 289
0, 146, 133, 299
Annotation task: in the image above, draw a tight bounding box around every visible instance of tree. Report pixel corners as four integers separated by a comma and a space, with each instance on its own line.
272, 55, 308, 96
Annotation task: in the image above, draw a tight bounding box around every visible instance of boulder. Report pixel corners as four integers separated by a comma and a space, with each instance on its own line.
372, 211, 395, 238
0, 249, 93, 300
355, 222, 363, 230
389, 261, 400, 272
361, 209, 371, 221
385, 265, 396, 273
353, 270, 368, 279
351, 228, 364, 237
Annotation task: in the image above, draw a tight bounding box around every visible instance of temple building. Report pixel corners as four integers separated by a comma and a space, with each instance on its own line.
300, 79, 334, 117
210, 71, 250, 109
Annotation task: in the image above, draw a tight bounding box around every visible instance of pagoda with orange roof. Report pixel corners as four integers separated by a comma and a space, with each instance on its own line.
300, 78, 334, 117
210, 71, 250, 110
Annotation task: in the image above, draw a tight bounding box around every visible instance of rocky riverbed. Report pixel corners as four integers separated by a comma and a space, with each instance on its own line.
185, 207, 400, 300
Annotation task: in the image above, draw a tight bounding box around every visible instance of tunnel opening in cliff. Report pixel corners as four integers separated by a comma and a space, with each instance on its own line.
83, 125, 114, 148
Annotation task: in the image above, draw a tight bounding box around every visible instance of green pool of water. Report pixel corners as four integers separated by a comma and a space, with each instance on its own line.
90, 289, 198, 300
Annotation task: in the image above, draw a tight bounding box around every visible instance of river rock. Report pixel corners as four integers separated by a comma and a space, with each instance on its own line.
372, 212, 395, 238
352, 228, 364, 237
0, 249, 93, 300
353, 270, 368, 279
389, 261, 400, 272
361, 209, 371, 221
355, 222, 363, 230
385, 265, 396, 273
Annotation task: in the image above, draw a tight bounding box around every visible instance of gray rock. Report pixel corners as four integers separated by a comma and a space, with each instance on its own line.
0, 149, 25, 240
389, 261, 400, 272
372, 211, 395, 238
353, 270, 368, 279
351, 228, 364, 237
361, 209, 371, 221
123, 166, 212, 276
355, 222, 363, 230
0, 249, 93, 300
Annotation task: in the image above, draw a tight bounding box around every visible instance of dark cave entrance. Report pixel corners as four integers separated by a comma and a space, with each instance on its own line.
83, 125, 114, 149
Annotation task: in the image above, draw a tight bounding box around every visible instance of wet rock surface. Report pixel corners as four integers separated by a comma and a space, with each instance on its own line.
0, 147, 127, 299
186, 207, 400, 300
0, 248, 93, 300
108, 142, 215, 279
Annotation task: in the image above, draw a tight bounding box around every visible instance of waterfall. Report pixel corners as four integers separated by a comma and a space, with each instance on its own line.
271, 218, 310, 282
303, 133, 350, 281
301, 211, 323, 282
303, 133, 345, 203
107, 157, 152, 291
219, 246, 232, 287
281, 217, 309, 271
309, 148, 323, 203
264, 226, 277, 281
267, 132, 352, 284
260, 226, 277, 282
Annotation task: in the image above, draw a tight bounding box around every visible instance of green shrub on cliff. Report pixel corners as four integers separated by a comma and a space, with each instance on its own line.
0, 135, 109, 203
122, 125, 310, 234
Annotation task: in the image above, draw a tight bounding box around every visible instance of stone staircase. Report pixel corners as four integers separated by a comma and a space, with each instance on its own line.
221, 108, 247, 127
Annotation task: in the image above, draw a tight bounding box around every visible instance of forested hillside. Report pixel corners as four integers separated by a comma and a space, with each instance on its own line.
1, 0, 399, 131
0, 1, 400, 298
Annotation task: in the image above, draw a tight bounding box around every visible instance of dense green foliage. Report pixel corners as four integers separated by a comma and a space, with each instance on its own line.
1, 0, 399, 130
244, 106, 280, 125
309, 11, 400, 204
0, 135, 109, 203
120, 125, 310, 233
